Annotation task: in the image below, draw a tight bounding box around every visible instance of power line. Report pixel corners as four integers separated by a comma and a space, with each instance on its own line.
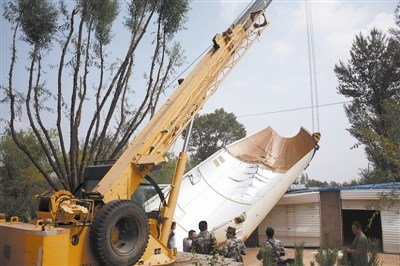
166, 45, 211, 89
305, 0, 320, 132
237, 100, 351, 118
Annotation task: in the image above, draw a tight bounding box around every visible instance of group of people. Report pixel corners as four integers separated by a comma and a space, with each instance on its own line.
169, 220, 368, 266
183, 220, 247, 262
256, 221, 369, 266
173, 220, 280, 263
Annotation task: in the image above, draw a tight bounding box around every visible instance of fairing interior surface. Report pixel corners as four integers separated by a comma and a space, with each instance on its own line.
145, 126, 318, 250
226, 127, 317, 172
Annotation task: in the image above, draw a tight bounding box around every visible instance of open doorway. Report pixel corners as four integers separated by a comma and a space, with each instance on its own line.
342, 210, 383, 250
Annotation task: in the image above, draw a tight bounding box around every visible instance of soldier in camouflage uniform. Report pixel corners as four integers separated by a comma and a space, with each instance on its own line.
191, 220, 217, 254
218, 226, 247, 262
257, 227, 285, 266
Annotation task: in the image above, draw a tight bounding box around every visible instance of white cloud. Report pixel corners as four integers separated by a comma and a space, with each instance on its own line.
366, 12, 396, 32
275, 1, 397, 74
307, 2, 368, 33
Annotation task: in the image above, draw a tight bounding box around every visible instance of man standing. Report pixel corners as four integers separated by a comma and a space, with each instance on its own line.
218, 226, 247, 262
257, 227, 285, 266
183, 230, 196, 252
192, 220, 217, 254
346, 221, 368, 266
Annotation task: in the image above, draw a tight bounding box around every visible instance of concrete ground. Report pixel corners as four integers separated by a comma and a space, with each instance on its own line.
176, 248, 399, 265
243, 247, 400, 266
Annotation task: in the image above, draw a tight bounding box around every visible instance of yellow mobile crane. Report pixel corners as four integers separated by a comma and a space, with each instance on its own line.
0, 1, 272, 265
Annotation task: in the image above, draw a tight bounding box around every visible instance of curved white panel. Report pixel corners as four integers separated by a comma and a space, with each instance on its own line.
145, 127, 319, 251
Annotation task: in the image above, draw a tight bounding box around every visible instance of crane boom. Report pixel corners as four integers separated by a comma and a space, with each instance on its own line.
94, 0, 271, 203
0, 1, 273, 265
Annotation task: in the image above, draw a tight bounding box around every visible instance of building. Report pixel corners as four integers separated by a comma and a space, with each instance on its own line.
257, 183, 400, 254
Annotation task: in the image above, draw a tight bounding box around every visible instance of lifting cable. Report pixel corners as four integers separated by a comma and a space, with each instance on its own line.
305, 0, 320, 133
166, 1, 322, 132
166, 1, 254, 90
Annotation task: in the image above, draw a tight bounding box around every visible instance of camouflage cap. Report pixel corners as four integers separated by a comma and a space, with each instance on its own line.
225, 226, 236, 235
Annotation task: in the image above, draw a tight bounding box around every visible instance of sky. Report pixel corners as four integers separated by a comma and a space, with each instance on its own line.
169, 0, 398, 183
1, 0, 398, 184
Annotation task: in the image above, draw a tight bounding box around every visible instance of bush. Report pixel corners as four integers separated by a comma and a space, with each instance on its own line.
368, 238, 381, 266
293, 241, 305, 266
313, 233, 339, 266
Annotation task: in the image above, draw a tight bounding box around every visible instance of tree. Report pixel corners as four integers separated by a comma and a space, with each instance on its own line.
361, 2, 400, 227
0, 131, 51, 221
341, 179, 360, 187
334, 13, 400, 183
149, 152, 177, 184
1, 0, 189, 192
185, 108, 246, 166
297, 173, 329, 188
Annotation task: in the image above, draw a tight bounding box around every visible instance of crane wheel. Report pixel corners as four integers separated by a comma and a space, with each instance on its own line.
89, 200, 149, 266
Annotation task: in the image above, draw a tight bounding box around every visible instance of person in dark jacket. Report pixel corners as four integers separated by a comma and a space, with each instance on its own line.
191, 220, 217, 254
346, 221, 368, 266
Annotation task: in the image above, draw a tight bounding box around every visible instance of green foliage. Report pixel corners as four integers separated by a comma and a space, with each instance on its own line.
367, 238, 381, 266
341, 179, 360, 187
366, 186, 400, 232
3, 0, 59, 48
2, 1, 19, 29
297, 173, 330, 188
0, 131, 51, 221
85, 0, 119, 45
314, 248, 339, 266
334, 26, 400, 184
208, 253, 228, 266
371, 188, 400, 212
149, 152, 178, 184
397, 2, 400, 26
390, 2, 400, 39
186, 108, 246, 165
2, 0, 190, 191
125, 0, 189, 39
157, 0, 189, 39
124, 0, 153, 32
189, 245, 229, 266
293, 241, 305, 266
357, 99, 400, 184
259, 246, 273, 266
314, 233, 339, 266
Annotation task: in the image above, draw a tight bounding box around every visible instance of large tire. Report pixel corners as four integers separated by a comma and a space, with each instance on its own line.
89, 200, 149, 266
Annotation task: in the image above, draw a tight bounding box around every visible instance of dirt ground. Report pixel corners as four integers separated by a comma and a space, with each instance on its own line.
242, 248, 400, 266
